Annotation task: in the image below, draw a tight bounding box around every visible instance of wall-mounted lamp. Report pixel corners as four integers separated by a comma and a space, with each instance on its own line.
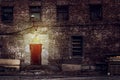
30, 15, 38, 31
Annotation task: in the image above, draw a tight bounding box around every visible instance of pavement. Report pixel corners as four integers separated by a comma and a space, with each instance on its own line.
0, 70, 120, 80
0, 71, 120, 80
0, 75, 120, 80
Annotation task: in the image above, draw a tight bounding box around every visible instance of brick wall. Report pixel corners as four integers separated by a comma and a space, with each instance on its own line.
0, 0, 119, 69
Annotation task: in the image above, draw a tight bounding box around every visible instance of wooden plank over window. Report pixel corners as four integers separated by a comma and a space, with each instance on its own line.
71, 36, 83, 56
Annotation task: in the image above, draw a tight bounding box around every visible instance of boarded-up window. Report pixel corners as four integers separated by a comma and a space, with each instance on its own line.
71, 36, 83, 56
57, 5, 69, 22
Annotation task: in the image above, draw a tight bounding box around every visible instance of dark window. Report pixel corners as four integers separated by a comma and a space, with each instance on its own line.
57, 5, 69, 22
29, 6, 41, 21
2, 0, 14, 1
89, 4, 102, 21
114, 0, 120, 3
1, 6, 13, 23
71, 36, 83, 56
30, 0, 41, 1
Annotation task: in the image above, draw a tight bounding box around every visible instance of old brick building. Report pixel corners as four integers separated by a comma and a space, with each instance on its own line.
0, 0, 120, 75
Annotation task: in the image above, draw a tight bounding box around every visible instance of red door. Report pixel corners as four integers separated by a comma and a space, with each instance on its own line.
30, 44, 42, 65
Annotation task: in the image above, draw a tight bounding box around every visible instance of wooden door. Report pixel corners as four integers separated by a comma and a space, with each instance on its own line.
30, 44, 42, 65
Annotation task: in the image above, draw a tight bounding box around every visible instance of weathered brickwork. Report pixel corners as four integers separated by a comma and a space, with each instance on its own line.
0, 0, 120, 74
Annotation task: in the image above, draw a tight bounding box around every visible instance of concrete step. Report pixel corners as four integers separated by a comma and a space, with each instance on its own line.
22, 65, 61, 72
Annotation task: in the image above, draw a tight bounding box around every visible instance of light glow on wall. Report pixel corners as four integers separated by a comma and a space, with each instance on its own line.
23, 32, 49, 65
31, 35, 40, 44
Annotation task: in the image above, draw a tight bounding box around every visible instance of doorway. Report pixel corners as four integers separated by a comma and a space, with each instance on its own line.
30, 44, 42, 65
